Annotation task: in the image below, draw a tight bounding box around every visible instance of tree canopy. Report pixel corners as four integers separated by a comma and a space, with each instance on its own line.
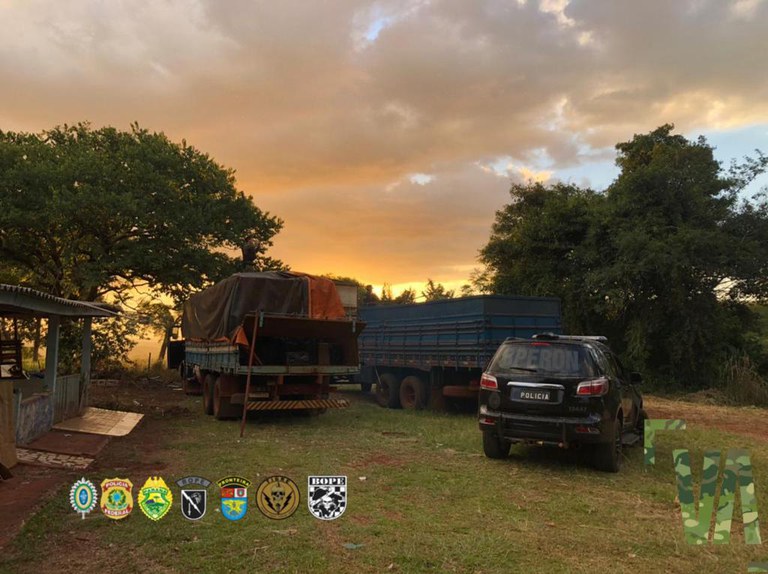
480, 124, 768, 388
0, 123, 284, 305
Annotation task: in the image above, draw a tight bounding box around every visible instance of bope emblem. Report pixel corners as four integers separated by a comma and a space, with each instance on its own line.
138, 476, 173, 521
217, 476, 251, 521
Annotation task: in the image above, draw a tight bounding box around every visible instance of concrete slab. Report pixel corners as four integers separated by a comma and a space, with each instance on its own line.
53, 407, 143, 436
23, 430, 109, 457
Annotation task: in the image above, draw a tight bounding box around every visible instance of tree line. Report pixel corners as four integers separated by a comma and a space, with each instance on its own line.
1, 122, 766, 392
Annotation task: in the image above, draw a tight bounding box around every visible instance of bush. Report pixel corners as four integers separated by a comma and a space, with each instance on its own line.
718, 354, 768, 407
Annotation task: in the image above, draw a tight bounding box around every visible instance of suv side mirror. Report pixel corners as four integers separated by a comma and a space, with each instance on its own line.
630, 372, 642, 384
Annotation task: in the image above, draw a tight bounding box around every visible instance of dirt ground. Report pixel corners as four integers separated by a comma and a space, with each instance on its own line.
646, 395, 768, 443
0, 379, 186, 551
1, 382, 767, 561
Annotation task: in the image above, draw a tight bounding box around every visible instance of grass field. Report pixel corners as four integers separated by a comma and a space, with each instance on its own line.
2, 388, 768, 573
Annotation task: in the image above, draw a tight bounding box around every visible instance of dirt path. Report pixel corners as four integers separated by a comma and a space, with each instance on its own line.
646, 395, 768, 443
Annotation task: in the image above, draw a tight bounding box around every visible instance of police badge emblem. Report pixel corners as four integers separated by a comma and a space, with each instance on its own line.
100, 477, 133, 520
69, 478, 98, 519
176, 476, 211, 521
138, 476, 173, 521
308, 476, 347, 520
217, 476, 251, 521
256, 475, 300, 520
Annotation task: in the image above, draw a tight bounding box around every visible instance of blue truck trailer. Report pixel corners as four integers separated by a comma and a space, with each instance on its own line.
357, 295, 561, 410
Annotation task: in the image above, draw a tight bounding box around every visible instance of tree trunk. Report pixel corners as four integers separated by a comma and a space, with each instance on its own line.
158, 327, 172, 363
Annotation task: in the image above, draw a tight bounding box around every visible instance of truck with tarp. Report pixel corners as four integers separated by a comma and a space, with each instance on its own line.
356, 295, 561, 410
169, 272, 364, 429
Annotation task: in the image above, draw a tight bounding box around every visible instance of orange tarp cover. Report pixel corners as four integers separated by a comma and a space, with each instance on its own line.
303, 274, 346, 320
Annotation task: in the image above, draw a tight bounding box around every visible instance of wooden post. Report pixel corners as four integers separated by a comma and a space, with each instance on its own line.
80, 317, 92, 413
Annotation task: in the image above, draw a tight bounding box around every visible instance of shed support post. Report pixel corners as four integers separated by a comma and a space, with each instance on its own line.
80, 317, 92, 413
44, 315, 60, 419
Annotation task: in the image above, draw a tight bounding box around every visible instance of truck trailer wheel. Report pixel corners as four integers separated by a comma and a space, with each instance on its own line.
203, 373, 216, 416
376, 373, 401, 409
399, 376, 427, 410
214, 376, 239, 420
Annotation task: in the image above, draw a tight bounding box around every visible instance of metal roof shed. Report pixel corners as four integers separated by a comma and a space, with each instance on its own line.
0, 284, 119, 474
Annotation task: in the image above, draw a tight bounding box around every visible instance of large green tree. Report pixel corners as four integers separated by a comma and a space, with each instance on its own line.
481, 125, 768, 388
0, 123, 284, 370
0, 123, 284, 304
480, 181, 603, 332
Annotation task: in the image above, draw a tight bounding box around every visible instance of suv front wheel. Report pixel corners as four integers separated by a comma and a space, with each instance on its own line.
482, 431, 510, 459
593, 417, 622, 473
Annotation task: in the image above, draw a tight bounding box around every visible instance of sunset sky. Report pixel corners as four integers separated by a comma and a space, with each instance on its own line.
1, 0, 767, 298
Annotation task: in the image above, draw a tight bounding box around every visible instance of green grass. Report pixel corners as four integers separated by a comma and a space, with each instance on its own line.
3, 391, 768, 573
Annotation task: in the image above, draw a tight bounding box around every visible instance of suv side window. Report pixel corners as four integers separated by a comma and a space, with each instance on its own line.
590, 347, 615, 378
608, 353, 629, 381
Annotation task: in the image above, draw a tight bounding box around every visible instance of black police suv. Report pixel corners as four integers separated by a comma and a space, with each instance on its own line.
478, 333, 645, 472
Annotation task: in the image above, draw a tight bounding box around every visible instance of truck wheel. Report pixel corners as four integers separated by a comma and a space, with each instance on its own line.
375, 373, 401, 409
482, 431, 510, 459
594, 417, 622, 473
203, 373, 216, 416
399, 376, 427, 410
214, 376, 238, 420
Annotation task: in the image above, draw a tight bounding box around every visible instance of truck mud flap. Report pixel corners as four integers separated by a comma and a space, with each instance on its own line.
442, 385, 478, 399
245, 399, 349, 411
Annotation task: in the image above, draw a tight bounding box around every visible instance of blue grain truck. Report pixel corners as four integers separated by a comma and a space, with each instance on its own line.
357, 295, 562, 410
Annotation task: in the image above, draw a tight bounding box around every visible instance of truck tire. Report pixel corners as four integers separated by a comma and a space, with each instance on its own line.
375, 373, 401, 409
203, 373, 216, 416
482, 431, 510, 459
594, 417, 622, 473
214, 376, 238, 420
399, 376, 427, 410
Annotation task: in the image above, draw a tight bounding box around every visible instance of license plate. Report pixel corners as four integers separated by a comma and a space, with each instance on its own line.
514, 388, 553, 402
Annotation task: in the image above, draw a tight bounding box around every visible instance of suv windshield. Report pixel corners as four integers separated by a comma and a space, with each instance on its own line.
489, 342, 596, 378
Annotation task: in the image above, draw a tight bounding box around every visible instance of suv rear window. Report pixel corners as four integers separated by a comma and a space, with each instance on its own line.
489, 342, 596, 378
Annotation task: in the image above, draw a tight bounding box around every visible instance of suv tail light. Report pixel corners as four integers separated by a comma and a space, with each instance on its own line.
480, 373, 498, 390
576, 377, 609, 396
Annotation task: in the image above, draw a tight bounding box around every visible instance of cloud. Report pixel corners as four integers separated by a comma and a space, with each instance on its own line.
260, 162, 514, 285
0, 0, 766, 284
